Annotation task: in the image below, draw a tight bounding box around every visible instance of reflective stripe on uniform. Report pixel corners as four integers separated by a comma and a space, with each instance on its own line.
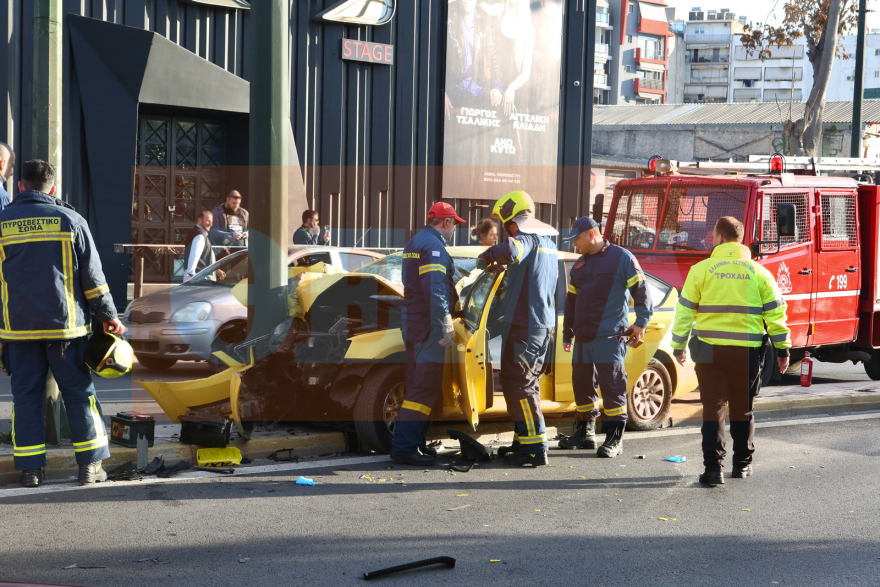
518, 434, 547, 444
763, 298, 786, 312
770, 333, 789, 343
73, 437, 109, 453
671, 331, 690, 344
0, 325, 90, 341
83, 284, 109, 300
698, 305, 763, 315
520, 399, 536, 437
0, 232, 74, 246
89, 395, 107, 439
626, 273, 644, 288
692, 329, 764, 342
511, 239, 525, 263
401, 400, 432, 416
418, 264, 446, 275
62, 241, 76, 330
576, 402, 597, 412
568, 284, 577, 294
678, 296, 698, 310
604, 406, 626, 417
0, 247, 9, 331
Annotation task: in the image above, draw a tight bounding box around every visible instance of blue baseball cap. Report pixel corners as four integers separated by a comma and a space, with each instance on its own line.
563, 216, 599, 241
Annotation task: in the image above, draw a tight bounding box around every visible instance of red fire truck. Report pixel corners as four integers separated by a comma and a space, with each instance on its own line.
604, 155, 880, 384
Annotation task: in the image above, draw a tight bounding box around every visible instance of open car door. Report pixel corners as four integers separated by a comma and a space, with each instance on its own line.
623, 275, 675, 388
453, 270, 504, 431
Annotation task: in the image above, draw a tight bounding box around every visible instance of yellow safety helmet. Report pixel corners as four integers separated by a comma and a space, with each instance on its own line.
85, 330, 134, 379
492, 191, 535, 224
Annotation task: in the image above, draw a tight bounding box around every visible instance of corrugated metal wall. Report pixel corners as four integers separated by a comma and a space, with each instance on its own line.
1, 0, 595, 250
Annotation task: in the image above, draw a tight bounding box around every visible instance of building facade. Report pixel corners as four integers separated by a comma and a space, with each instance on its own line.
1, 0, 601, 306
612, 0, 671, 104
825, 32, 880, 102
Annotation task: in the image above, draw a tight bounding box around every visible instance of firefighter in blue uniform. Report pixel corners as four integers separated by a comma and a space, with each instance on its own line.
0, 160, 125, 488
560, 217, 653, 457
390, 202, 465, 466
477, 191, 558, 467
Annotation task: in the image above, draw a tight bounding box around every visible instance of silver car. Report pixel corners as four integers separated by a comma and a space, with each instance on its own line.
125, 246, 385, 370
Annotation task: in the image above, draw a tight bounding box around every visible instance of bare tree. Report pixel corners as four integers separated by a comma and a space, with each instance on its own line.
740, 0, 859, 155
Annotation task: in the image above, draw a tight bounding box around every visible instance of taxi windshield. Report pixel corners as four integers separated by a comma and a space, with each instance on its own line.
608, 181, 748, 253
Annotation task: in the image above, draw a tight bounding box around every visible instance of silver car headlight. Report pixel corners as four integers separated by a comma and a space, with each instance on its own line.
171, 301, 212, 323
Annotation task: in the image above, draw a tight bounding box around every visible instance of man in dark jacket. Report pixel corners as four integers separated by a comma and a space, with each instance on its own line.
211, 190, 249, 246
0, 160, 125, 488
182, 210, 217, 281
293, 209, 330, 245
478, 191, 558, 467
560, 217, 653, 458
391, 202, 465, 466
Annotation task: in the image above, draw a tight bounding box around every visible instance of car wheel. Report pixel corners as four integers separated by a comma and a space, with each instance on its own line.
135, 354, 178, 371
626, 359, 672, 431
353, 366, 406, 454
760, 340, 777, 387
864, 349, 880, 380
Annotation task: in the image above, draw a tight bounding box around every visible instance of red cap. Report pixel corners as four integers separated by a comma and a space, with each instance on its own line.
427, 202, 466, 224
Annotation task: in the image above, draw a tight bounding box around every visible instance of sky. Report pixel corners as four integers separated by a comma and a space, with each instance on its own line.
664, 0, 880, 31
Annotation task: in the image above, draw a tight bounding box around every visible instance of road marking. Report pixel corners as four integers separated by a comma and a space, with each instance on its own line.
2, 412, 879, 499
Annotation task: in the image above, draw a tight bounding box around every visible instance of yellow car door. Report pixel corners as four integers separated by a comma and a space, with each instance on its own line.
452, 271, 504, 431
623, 281, 673, 390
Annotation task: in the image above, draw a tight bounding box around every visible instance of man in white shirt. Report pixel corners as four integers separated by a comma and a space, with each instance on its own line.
182, 211, 216, 281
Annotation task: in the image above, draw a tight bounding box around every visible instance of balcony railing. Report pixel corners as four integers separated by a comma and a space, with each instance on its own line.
594, 74, 608, 85
685, 33, 731, 43
596, 12, 610, 24
687, 55, 729, 63
595, 43, 610, 55
639, 78, 664, 90
689, 76, 728, 84
640, 50, 663, 60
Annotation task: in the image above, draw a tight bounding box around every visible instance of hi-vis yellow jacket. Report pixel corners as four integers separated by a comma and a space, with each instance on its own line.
671, 242, 791, 354
0, 190, 117, 341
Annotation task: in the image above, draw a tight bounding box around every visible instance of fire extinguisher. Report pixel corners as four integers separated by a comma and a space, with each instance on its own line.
800, 351, 814, 387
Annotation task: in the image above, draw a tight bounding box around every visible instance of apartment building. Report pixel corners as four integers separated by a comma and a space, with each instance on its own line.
825, 32, 880, 101
594, 0, 671, 105
673, 8, 811, 104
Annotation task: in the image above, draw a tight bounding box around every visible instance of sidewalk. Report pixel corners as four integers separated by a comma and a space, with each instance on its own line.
2, 380, 879, 486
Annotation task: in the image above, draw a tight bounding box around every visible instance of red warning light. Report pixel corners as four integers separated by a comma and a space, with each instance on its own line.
769, 155, 784, 173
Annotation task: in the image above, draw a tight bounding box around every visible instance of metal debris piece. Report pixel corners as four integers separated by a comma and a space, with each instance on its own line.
157, 460, 191, 478
363, 557, 456, 580
268, 448, 297, 462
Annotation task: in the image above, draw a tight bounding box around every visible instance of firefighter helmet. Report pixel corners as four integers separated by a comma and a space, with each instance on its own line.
492, 191, 535, 224
85, 330, 134, 379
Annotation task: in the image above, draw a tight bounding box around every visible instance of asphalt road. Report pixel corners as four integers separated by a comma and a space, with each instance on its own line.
0, 413, 878, 586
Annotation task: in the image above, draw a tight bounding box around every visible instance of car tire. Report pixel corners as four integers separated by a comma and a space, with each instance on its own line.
760, 340, 777, 387
353, 366, 406, 454
135, 354, 178, 371
626, 359, 672, 431
864, 349, 880, 380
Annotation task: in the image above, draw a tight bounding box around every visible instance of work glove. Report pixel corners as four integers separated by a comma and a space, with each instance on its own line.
439, 314, 455, 347
476, 256, 488, 271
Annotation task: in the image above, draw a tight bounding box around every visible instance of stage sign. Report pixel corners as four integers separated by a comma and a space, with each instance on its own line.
341, 40, 394, 65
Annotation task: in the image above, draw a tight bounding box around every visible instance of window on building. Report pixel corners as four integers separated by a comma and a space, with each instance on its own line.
876, 49, 880, 56
625, 64, 632, 73
875, 71, 879, 78
626, 35, 633, 43
628, 3, 633, 13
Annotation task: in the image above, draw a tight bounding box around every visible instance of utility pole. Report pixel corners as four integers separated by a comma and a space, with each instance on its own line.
32, 0, 67, 444
850, 0, 868, 157
247, 0, 290, 338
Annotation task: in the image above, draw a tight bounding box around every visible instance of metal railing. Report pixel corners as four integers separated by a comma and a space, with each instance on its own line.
594, 73, 608, 85
595, 43, 610, 54
687, 55, 729, 63
690, 76, 728, 84
639, 78, 664, 90
596, 12, 610, 23
685, 33, 731, 43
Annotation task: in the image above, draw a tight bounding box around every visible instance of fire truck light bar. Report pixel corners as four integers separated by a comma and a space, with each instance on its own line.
665, 156, 880, 175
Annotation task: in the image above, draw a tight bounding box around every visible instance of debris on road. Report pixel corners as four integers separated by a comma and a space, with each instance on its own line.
194, 466, 235, 474
239, 557, 251, 563
157, 460, 191, 478
633, 455, 646, 459
268, 448, 298, 462
665, 456, 686, 463
447, 504, 471, 511
363, 556, 456, 580
196, 447, 242, 467
63, 564, 107, 569
107, 461, 139, 481
296, 476, 317, 486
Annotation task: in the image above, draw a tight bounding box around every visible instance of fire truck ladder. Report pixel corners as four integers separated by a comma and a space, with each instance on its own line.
672, 156, 880, 176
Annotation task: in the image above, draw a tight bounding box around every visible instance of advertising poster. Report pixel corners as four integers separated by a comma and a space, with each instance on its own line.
441, 0, 563, 203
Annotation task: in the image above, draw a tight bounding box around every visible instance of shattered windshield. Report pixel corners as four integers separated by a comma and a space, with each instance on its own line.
357, 252, 477, 284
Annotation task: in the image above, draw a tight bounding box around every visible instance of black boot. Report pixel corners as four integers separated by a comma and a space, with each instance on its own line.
419, 442, 438, 457
597, 425, 624, 458
497, 440, 521, 457
20, 469, 43, 488
504, 452, 549, 467
78, 461, 107, 485
699, 470, 725, 486
558, 419, 597, 450
731, 464, 753, 478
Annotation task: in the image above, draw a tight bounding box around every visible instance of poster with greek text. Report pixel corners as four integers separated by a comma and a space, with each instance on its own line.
441, 0, 563, 203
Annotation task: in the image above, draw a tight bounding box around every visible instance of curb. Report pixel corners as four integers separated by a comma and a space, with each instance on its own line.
3, 391, 879, 486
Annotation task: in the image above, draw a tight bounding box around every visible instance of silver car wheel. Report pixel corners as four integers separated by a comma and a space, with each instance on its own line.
632, 368, 665, 420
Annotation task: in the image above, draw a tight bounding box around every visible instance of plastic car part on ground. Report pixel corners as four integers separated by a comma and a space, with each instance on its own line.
197, 447, 242, 467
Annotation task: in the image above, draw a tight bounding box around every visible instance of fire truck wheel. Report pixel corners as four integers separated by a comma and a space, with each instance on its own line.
626, 359, 672, 431
864, 350, 880, 380
760, 341, 778, 387
353, 366, 406, 454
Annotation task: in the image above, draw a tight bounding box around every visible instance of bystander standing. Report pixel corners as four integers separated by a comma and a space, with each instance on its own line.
472, 218, 499, 246
211, 190, 249, 247
294, 209, 330, 245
